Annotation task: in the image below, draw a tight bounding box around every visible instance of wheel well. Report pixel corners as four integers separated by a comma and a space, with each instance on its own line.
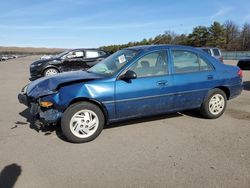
68, 98, 109, 123
42, 67, 60, 75
215, 86, 230, 99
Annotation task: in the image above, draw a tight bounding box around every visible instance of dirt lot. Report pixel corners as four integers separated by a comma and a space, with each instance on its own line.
0, 56, 249, 188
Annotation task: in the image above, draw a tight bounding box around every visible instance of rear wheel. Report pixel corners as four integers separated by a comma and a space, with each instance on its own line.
61, 102, 104, 143
43, 68, 59, 76
200, 88, 227, 119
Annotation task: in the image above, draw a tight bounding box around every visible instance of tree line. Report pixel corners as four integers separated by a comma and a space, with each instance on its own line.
100, 21, 250, 53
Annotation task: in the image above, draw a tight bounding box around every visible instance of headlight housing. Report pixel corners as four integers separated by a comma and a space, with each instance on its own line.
21, 84, 29, 94
30, 63, 42, 68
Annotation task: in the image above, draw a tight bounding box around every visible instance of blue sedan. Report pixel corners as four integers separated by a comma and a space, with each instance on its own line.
18, 45, 243, 143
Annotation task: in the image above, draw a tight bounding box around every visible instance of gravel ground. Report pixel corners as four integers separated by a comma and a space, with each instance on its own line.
0, 56, 249, 188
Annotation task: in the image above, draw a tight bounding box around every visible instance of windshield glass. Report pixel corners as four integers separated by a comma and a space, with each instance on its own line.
54, 50, 70, 59
88, 49, 138, 76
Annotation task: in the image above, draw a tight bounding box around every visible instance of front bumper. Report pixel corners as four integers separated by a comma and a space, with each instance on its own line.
30, 66, 43, 81
18, 93, 62, 124
18, 93, 30, 107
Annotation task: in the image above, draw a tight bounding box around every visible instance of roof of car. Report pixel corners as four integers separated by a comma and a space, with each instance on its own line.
198, 47, 221, 50
70, 48, 107, 52
125, 44, 198, 51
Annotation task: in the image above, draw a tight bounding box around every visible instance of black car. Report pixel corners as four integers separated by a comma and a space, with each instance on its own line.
237, 58, 250, 70
29, 49, 109, 80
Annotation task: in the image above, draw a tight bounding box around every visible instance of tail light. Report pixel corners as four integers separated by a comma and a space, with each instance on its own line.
220, 56, 224, 62
238, 69, 243, 78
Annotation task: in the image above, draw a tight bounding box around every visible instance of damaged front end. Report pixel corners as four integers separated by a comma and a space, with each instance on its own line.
18, 84, 62, 125
30, 102, 62, 124
18, 70, 105, 126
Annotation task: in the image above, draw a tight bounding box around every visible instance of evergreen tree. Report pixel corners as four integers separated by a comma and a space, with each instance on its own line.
187, 26, 210, 47
208, 21, 226, 47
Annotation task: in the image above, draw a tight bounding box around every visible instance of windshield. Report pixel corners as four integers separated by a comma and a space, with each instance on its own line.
88, 49, 138, 76
54, 50, 70, 59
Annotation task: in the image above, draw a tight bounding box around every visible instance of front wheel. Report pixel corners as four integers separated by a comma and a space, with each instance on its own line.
200, 89, 227, 119
43, 68, 59, 77
61, 102, 104, 143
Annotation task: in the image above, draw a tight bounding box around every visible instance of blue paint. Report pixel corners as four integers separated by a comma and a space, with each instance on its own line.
24, 45, 243, 123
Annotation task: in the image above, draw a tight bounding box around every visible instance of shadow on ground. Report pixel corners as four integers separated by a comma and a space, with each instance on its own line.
16, 108, 203, 142
0, 164, 22, 188
15, 108, 65, 140
243, 81, 250, 91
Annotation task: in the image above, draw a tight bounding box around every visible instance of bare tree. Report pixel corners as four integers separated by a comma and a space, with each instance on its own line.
224, 20, 240, 50
240, 23, 250, 50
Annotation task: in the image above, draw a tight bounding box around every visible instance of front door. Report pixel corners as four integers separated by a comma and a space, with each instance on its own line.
115, 50, 175, 120
62, 50, 84, 71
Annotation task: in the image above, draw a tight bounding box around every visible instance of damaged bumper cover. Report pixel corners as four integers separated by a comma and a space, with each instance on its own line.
18, 93, 62, 124
18, 93, 30, 106
30, 102, 62, 124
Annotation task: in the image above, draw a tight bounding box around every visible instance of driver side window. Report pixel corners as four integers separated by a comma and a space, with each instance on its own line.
129, 50, 168, 78
67, 51, 84, 59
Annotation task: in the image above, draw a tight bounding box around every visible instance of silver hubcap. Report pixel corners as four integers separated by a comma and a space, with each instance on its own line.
45, 69, 58, 76
70, 110, 99, 138
209, 94, 225, 115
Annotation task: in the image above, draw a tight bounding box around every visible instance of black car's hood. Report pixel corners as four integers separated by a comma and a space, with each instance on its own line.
27, 71, 105, 98
31, 57, 60, 66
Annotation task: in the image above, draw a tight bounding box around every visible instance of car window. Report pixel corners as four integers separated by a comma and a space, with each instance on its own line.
212, 49, 220, 56
173, 50, 213, 73
85, 50, 99, 58
199, 56, 213, 71
88, 49, 138, 76
173, 50, 199, 73
129, 51, 168, 78
201, 49, 212, 55
66, 51, 84, 59
98, 51, 106, 56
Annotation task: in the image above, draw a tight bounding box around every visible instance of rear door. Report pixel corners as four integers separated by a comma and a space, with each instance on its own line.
115, 50, 175, 119
170, 49, 216, 110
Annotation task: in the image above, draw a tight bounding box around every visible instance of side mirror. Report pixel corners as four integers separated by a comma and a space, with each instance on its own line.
120, 70, 137, 80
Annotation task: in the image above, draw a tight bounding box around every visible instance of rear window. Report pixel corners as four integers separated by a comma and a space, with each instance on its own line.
212, 49, 220, 56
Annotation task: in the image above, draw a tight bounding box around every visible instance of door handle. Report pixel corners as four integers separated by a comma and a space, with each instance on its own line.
207, 75, 214, 80
157, 80, 168, 86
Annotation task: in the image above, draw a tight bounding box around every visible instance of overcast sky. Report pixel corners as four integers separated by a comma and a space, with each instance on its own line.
0, 0, 250, 48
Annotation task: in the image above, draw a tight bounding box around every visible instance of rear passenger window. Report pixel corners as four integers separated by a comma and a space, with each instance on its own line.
172, 50, 213, 74
199, 57, 213, 71
85, 50, 99, 58
173, 50, 199, 73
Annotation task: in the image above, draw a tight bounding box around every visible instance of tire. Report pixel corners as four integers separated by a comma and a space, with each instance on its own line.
43, 68, 59, 77
200, 88, 227, 119
61, 102, 105, 143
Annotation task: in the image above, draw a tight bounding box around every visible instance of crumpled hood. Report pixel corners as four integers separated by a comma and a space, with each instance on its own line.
27, 71, 105, 98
